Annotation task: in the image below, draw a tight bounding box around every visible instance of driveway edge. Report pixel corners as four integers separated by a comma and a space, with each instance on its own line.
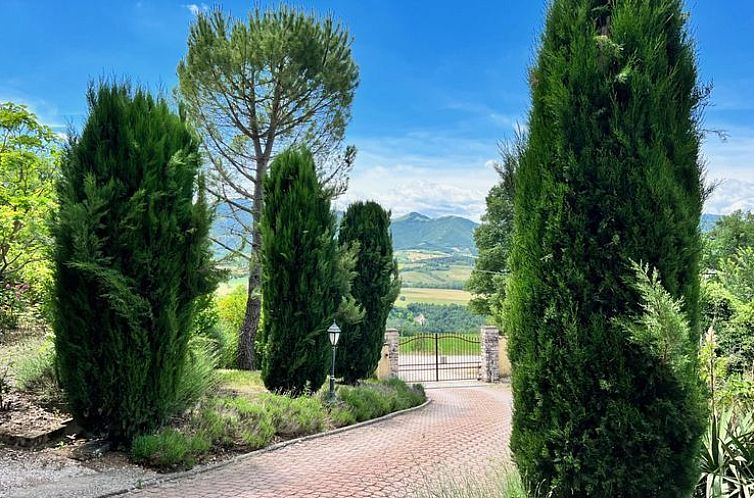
97, 398, 433, 497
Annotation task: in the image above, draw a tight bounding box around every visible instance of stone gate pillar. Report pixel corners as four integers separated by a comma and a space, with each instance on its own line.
480, 325, 500, 383
385, 328, 400, 378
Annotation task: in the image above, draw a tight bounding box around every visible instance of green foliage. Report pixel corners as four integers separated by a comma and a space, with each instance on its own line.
131, 377, 424, 470
178, 5, 359, 370
190, 294, 226, 361
202, 397, 276, 449
506, 2, 706, 496
467, 141, 519, 325
260, 148, 341, 395
697, 324, 754, 497
698, 409, 754, 498
173, 337, 218, 413
718, 247, 754, 303
704, 211, 754, 270
131, 395, 276, 471
719, 301, 754, 375
177, 6, 358, 175
336, 201, 400, 383
704, 248, 754, 374
260, 394, 326, 437
53, 84, 218, 442
131, 428, 211, 470
388, 303, 484, 334
621, 262, 700, 379
215, 285, 249, 368
215, 368, 265, 393
14, 334, 63, 409
0, 102, 59, 330
702, 280, 738, 332
335, 378, 425, 422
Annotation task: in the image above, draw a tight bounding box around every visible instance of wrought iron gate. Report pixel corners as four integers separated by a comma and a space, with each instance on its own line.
398, 333, 481, 382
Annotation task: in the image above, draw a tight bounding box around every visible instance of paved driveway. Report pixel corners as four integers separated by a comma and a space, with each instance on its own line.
128, 385, 512, 498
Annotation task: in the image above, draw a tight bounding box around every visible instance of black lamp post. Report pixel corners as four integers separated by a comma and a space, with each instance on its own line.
328, 321, 341, 402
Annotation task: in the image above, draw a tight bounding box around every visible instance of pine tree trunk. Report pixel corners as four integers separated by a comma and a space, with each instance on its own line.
238, 262, 260, 370
237, 156, 267, 371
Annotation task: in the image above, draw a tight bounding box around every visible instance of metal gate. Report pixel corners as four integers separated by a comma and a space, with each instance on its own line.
398, 333, 481, 382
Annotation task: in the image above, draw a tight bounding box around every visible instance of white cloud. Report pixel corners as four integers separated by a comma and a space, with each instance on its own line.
0, 89, 69, 131
183, 3, 209, 16
336, 135, 499, 221
702, 124, 754, 213
338, 122, 754, 220
705, 179, 754, 214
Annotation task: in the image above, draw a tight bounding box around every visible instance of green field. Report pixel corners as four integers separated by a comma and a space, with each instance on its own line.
398, 264, 472, 287
395, 249, 475, 289
394, 288, 472, 307
216, 249, 476, 308
398, 333, 479, 354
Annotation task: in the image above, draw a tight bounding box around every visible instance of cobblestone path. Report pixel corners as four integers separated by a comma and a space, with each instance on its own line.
128, 385, 512, 498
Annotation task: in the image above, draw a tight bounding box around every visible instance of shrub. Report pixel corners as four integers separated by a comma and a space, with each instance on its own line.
336, 378, 425, 422
719, 301, 754, 374
216, 285, 247, 368
201, 397, 275, 449
336, 201, 400, 383
698, 409, 754, 498
260, 148, 340, 395
701, 280, 738, 332
261, 394, 326, 437
329, 405, 356, 427
190, 294, 227, 364
131, 395, 275, 470
131, 428, 211, 471
173, 337, 218, 413
14, 335, 65, 410
506, 1, 706, 495
53, 84, 218, 442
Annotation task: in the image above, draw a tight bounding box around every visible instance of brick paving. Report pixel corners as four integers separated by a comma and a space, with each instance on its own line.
127, 385, 512, 498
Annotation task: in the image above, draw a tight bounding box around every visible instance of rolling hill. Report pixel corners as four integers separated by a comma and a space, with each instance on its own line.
390, 212, 478, 254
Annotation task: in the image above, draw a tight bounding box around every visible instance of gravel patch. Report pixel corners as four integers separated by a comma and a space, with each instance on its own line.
0, 446, 157, 498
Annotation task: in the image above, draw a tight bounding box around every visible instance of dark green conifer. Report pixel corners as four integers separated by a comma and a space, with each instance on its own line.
260, 148, 340, 394
336, 201, 400, 383
53, 84, 217, 442
506, 1, 706, 496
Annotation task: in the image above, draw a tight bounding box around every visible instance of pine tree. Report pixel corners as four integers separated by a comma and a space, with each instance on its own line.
506, 1, 706, 496
260, 148, 341, 395
53, 84, 217, 442
336, 201, 400, 383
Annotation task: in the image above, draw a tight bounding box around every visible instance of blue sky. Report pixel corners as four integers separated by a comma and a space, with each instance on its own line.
1, 1, 753, 219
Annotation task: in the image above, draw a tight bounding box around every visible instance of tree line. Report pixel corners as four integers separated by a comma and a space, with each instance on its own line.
2, 6, 401, 443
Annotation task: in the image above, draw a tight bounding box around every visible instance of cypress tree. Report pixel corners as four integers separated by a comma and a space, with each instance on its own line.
336, 201, 400, 384
53, 84, 217, 442
260, 148, 340, 395
506, 1, 706, 496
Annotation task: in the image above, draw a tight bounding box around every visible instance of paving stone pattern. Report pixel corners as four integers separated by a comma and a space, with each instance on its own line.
128, 385, 512, 498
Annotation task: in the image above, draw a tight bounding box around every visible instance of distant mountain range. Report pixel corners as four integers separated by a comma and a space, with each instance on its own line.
213, 200, 725, 258
390, 212, 478, 254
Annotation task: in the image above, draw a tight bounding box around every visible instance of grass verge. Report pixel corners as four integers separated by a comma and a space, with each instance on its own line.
131, 376, 426, 471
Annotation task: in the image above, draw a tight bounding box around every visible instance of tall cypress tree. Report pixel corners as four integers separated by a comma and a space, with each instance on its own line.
336, 201, 400, 384
53, 84, 217, 442
506, 1, 706, 496
260, 148, 340, 395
